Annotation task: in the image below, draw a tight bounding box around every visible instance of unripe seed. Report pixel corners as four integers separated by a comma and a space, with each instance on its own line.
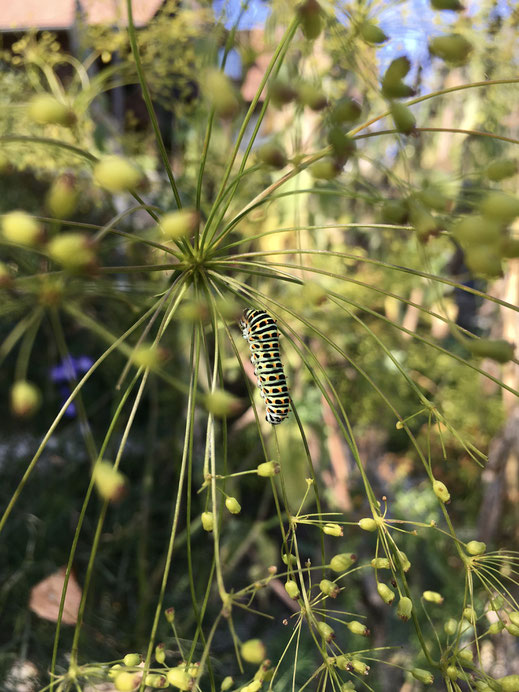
433, 480, 450, 503
485, 159, 517, 182
317, 621, 335, 641
359, 517, 378, 532
480, 191, 519, 224
114, 671, 139, 691
498, 675, 519, 691
160, 210, 198, 240
155, 643, 165, 664
323, 523, 343, 536
220, 677, 234, 691
297, 0, 323, 41
377, 582, 395, 605
429, 34, 472, 65
94, 156, 142, 193
225, 496, 241, 514
509, 612, 519, 626
346, 620, 369, 636
397, 596, 413, 621
47, 175, 78, 218
47, 232, 95, 271
444, 618, 458, 635
10, 381, 41, 418
2, 211, 42, 246
423, 590, 444, 604
28, 94, 75, 126
257, 142, 287, 169
411, 668, 434, 684
446, 665, 458, 681
203, 69, 240, 119
203, 389, 241, 417
297, 83, 327, 111
201, 511, 214, 532
431, 0, 464, 9
330, 98, 361, 125
241, 639, 266, 664
285, 579, 300, 599
256, 461, 280, 477
466, 540, 486, 556
359, 21, 388, 44
310, 158, 340, 180
93, 460, 127, 502
371, 557, 391, 569
467, 339, 514, 364
329, 552, 356, 572
320, 579, 340, 598
390, 102, 416, 135
166, 666, 192, 690
506, 623, 519, 637
488, 621, 504, 634
123, 654, 141, 667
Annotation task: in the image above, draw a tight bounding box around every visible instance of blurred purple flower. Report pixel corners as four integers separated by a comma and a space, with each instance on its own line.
51, 356, 93, 417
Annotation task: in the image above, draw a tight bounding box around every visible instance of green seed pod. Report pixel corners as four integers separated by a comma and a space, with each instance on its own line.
377, 582, 395, 605
164, 607, 175, 623
166, 666, 192, 690
93, 460, 127, 503
467, 339, 514, 363
160, 210, 198, 240
465, 245, 503, 279
241, 639, 266, 664
285, 579, 300, 599
346, 620, 369, 636
444, 618, 458, 635
46, 175, 78, 218
359, 21, 388, 44
327, 128, 356, 162
371, 557, 391, 569
457, 649, 473, 663
381, 199, 408, 224
123, 654, 141, 667
297, 0, 323, 40
269, 79, 297, 108
429, 34, 472, 65
202, 69, 240, 119
451, 214, 503, 247
446, 665, 459, 681
310, 158, 341, 180
359, 517, 378, 532
423, 590, 444, 604
317, 621, 335, 641
466, 540, 486, 556
397, 596, 413, 621
329, 552, 357, 572
256, 461, 280, 477
320, 579, 340, 598
506, 623, 519, 637
480, 191, 519, 224
488, 621, 504, 634
282, 552, 297, 566
390, 102, 416, 135
330, 98, 362, 125
145, 674, 167, 688
47, 232, 96, 271
297, 83, 328, 111
203, 389, 241, 417
257, 142, 287, 169
220, 677, 234, 691
202, 511, 214, 532
225, 496, 242, 515
323, 522, 343, 537
485, 159, 517, 182
28, 94, 75, 127
94, 155, 143, 193
509, 612, 519, 626
10, 381, 41, 418
155, 643, 165, 664
2, 210, 42, 246
498, 675, 519, 691
463, 606, 476, 622
431, 0, 464, 9
433, 480, 450, 503
411, 668, 434, 684
381, 56, 414, 98
114, 671, 139, 691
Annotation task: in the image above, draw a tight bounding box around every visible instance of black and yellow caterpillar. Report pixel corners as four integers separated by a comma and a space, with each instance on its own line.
240, 308, 290, 425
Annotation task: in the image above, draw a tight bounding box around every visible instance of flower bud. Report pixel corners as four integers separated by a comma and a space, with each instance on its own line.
397, 597, 413, 621
47, 232, 95, 271
323, 523, 343, 537
257, 142, 287, 169
467, 340, 514, 364
480, 192, 519, 224
377, 582, 395, 605
220, 677, 234, 691
317, 621, 335, 641
444, 618, 457, 635
2, 211, 42, 246
28, 94, 75, 126
241, 639, 266, 664
131, 345, 162, 371
429, 34, 472, 66
114, 671, 139, 691
398, 551, 411, 572
509, 612, 519, 626
94, 155, 143, 193
359, 517, 378, 532
165, 607, 175, 623
166, 666, 192, 690
488, 621, 504, 634
329, 553, 356, 572
411, 668, 434, 685
390, 102, 416, 135
93, 460, 127, 502
10, 381, 41, 417
359, 21, 388, 44
281, 553, 297, 566
297, 0, 323, 40
297, 83, 327, 111
423, 590, 444, 604
340, 683, 355, 691
431, 0, 464, 9
506, 623, 519, 637
109, 664, 122, 679
160, 210, 198, 240
145, 674, 168, 688
346, 620, 369, 636
285, 579, 300, 599
490, 596, 504, 610
463, 606, 476, 622
330, 98, 362, 125
320, 579, 340, 598
203, 389, 241, 417
123, 654, 142, 667
348, 659, 370, 675
371, 557, 391, 569
201, 511, 214, 532
225, 496, 241, 515
46, 175, 78, 218
202, 69, 240, 119
256, 461, 280, 477
457, 649, 473, 663
446, 665, 458, 681
432, 480, 450, 503
499, 675, 519, 691
485, 159, 517, 182
155, 643, 165, 664
243, 681, 262, 692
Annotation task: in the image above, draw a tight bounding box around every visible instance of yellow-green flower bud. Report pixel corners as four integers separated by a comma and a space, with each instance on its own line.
397, 597, 413, 621
114, 671, 139, 691
220, 676, 234, 691
320, 579, 340, 598
123, 654, 141, 667
340, 683, 355, 691
348, 659, 370, 675
457, 649, 473, 663
423, 590, 444, 604
498, 675, 519, 691
46, 175, 78, 218
47, 233, 96, 271
398, 551, 411, 572
131, 345, 161, 371
10, 381, 41, 418
243, 681, 262, 692
225, 496, 242, 514
164, 607, 175, 623
390, 102, 416, 135
155, 643, 165, 664
297, 0, 323, 41
346, 620, 369, 636
281, 553, 297, 566
381, 199, 408, 225
417, 187, 449, 212
317, 621, 335, 641
202, 69, 240, 119
432, 480, 450, 503
166, 666, 192, 690
480, 192, 519, 224
28, 94, 75, 126
256, 461, 280, 477
241, 639, 266, 664
297, 83, 327, 111
488, 621, 504, 634
465, 245, 503, 279
201, 511, 214, 532
204, 389, 241, 417
408, 198, 438, 240
377, 582, 395, 605
506, 623, 519, 637
285, 580, 300, 599
145, 674, 167, 688
309, 158, 340, 180
485, 159, 517, 182
509, 612, 519, 627
109, 664, 122, 679
490, 596, 504, 611
257, 142, 287, 169
474, 681, 493, 691
329, 553, 357, 572
93, 460, 127, 503
467, 340, 514, 364
446, 665, 458, 681
359, 518, 378, 532
411, 668, 434, 685
451, 215, 503, 247
323, 523, 343, 537
160, 210, 198, 240
2, 211, 42, 246
359, 21, 388, 44
444, 618, 458, 635
429, 34, 472, 65
94, 155, 143, 193
371, 557, 390, 569
463, 606, 476, 622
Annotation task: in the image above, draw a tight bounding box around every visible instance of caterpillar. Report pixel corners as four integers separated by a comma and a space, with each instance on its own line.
240, 308, 290, 425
